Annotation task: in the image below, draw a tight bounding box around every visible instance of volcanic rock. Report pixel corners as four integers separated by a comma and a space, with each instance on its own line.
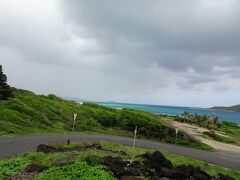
103, 156, 141, 177
24, 164, 44, 173
37, 144, 58, 153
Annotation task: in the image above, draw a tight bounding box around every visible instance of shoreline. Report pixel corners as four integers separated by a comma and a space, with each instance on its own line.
98, 102, 240, 124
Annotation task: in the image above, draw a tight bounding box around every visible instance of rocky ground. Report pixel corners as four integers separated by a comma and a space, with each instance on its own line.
102, 151, 234, 180
3, 143, 236, 180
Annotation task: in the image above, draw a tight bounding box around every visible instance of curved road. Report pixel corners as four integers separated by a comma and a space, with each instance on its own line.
0, 134, 239, 171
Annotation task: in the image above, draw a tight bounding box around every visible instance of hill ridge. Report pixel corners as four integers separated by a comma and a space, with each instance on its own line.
210, 104, 240, 112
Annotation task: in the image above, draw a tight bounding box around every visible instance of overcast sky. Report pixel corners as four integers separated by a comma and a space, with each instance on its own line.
0, 0, 240, 107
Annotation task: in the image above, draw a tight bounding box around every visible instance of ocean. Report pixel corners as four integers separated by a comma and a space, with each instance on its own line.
97, 102, 240, 124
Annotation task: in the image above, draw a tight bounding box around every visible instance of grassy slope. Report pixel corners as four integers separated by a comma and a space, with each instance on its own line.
0, 142, 239, 180
210, 104, 240, 112
218, 121, 240, 146
0, 89, 211, 150
200, 121, 240, 146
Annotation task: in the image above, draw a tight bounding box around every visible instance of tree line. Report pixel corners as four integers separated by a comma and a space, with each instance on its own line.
0, 65, 12, 100
175, 111, 221, 129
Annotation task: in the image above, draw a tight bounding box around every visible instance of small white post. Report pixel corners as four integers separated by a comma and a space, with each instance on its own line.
133, 126, 137, 149
72, 113, 78, 132
175, 128, 179, 144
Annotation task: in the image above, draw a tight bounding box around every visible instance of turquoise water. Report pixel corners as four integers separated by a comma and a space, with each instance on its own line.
97, 102, 240, 124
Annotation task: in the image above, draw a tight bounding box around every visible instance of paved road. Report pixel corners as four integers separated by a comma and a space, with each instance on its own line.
0, 134, 240, 171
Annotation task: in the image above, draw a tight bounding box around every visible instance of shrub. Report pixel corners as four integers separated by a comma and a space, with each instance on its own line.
35, 161, 116, 180
0, 157, 30, 178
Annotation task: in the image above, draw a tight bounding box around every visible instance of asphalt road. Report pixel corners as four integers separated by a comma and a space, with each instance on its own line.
0, 134, 239, 171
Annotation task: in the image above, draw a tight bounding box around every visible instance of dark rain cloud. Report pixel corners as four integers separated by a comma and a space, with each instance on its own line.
60, 0, 240, 77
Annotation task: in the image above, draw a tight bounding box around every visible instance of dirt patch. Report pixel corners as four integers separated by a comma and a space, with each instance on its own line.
171, 122, 240, 154
54, 154, 79, 166
4, 164, 45, 180
4, 172, 38, 180
37, 143, 129, 157
37, 143, 102, 153
197, 137, 240, 154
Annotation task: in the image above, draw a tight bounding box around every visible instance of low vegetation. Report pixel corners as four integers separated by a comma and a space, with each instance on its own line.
217, 121, 240, 146
175, 111, 221, 129
203, 131, 236, 145
0, 88, 212, 150
173, 112, 240, 146
0, 142, 239, 180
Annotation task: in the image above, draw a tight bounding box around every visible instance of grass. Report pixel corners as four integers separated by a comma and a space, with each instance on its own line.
0, 142, 239, 180
201, 121, 240, 146
0, 157, 30, 179
35, 161, 115, 180
203, 131, 236, 145
219, 121, 240, 146
0, 88, 212, 150
0, 151, 116, 180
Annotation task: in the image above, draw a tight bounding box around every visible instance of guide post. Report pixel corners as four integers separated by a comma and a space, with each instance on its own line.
72, 113, 78, 132
175, 128, 179, 144
133, 126, 137, 149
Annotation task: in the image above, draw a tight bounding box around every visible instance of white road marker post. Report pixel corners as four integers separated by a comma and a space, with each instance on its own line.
72, 113, 78, 132
133, 126, 137, 149
175, 128, 179, 144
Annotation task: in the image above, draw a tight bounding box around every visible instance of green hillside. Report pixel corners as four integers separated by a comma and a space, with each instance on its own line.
210, 105, 240, 112
0, 88, 211, 150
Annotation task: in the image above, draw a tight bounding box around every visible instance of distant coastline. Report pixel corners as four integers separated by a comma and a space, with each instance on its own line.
210, 105, 240, 113
98, 102, 240, 124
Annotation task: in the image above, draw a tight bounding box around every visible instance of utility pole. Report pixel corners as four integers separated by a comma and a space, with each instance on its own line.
133, 126, 137, 149
72, 113, 78, 132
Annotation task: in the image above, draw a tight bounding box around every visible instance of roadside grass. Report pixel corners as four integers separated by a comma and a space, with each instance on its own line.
163, 151, 240, 180
163, 137, 213, 151
219, 121, 240, 146
0, 157, 30, 179
203, 121, 240, 146
203, 131, 237, 145
0, 142, 239, 180
35, 161, 116, 180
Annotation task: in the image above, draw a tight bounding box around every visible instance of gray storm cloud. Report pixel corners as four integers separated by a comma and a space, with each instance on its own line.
0, 0, 240, 107
60, 0, 240, 73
